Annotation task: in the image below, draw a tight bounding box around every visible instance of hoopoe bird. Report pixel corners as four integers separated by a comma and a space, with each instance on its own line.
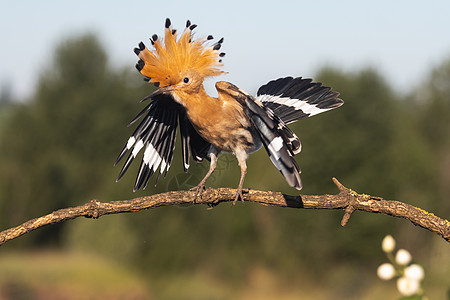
115, 18, 343, 204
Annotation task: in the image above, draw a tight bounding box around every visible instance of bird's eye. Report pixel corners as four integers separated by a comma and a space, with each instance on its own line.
183, 77, 189, 83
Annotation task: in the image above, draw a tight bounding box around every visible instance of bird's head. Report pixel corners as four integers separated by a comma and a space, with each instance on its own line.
134, 18, 226, 98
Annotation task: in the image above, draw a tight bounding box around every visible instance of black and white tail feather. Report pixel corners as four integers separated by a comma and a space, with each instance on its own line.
115, 76, 342, 191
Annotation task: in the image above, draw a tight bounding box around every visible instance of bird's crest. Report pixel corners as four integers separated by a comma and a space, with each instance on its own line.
134, 18, 226, 87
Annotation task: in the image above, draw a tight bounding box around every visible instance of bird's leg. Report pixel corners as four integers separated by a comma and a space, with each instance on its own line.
190, 149, 218, 201
233, 151, 248, 205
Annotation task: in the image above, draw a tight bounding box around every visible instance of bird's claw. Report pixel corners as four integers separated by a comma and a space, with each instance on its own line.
232, 188, 248, 206
190, 184, 206, 202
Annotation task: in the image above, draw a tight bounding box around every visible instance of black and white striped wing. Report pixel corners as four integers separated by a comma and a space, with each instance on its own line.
179, 110, 211, 171
115, 93, 210, 191
257, 77, 343, 124
243, 93, 303, 190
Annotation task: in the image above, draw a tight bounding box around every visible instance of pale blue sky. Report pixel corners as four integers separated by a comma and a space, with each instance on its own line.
1, 0, 450, 100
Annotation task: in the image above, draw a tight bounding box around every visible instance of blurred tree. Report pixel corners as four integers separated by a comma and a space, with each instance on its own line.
0, 81, 13, 105
0, 34, 150, 246
412, 56, 450, 216
415, 57, 450, 151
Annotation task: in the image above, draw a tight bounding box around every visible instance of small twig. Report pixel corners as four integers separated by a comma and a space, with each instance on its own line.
0, 178, 449, 246
341, 206, 355, 226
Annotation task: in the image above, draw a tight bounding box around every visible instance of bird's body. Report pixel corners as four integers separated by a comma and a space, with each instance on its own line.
178, 82, 260, 155
115, 19, 343, 204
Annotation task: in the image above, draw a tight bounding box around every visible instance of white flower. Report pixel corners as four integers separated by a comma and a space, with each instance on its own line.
377, 263, 396, 280
397, 276, 420, 296
395, 249, 412, 265
405, 264, 424, 281
382, 235, 396, 253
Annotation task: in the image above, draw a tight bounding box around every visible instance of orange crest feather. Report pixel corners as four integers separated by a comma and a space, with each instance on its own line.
135, 19, 225, 87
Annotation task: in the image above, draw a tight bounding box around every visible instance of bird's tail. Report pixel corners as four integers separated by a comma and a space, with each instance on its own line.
257, 77, 343, 124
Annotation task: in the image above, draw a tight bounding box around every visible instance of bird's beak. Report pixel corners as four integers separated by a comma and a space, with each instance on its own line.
140, 85, 175, 102
149, 86, 175, 97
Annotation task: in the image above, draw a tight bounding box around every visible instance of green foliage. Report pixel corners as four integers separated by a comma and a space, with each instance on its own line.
414, 57, 450, 151
410, 56, 450, 217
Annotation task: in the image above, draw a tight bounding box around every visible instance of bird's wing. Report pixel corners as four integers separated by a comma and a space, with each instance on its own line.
257, 76, 343, 124
221, 83, 303, 190
244, 95, 303, 190
178, 109, 212, 170
115, 93, 211, 191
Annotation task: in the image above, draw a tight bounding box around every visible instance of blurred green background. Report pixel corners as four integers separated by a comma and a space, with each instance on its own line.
1, 2, 450, 300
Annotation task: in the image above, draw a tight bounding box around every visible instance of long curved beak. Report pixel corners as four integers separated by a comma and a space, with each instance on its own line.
149, 86, 175, 97
140, 85, 175, 102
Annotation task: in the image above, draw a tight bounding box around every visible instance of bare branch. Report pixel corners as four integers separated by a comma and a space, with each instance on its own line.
1, 178, 449, 246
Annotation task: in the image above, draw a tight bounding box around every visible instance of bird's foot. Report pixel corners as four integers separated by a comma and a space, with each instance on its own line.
232, 188, 248, 206
190, 183, 206, 202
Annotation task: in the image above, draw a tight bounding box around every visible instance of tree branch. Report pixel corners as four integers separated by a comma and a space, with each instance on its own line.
1, 178, 449, 246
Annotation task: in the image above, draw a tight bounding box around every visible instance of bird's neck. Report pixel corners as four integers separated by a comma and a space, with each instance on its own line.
173, 85, 217, 110
172, 85, 222, 130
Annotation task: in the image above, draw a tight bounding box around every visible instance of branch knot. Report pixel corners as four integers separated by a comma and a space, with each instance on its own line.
333, 177, 359, 227
85, 199, 101, 219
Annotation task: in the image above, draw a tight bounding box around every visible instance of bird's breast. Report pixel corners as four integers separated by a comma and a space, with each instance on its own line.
192, 116, 259, 152
186, 105, 261, 154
